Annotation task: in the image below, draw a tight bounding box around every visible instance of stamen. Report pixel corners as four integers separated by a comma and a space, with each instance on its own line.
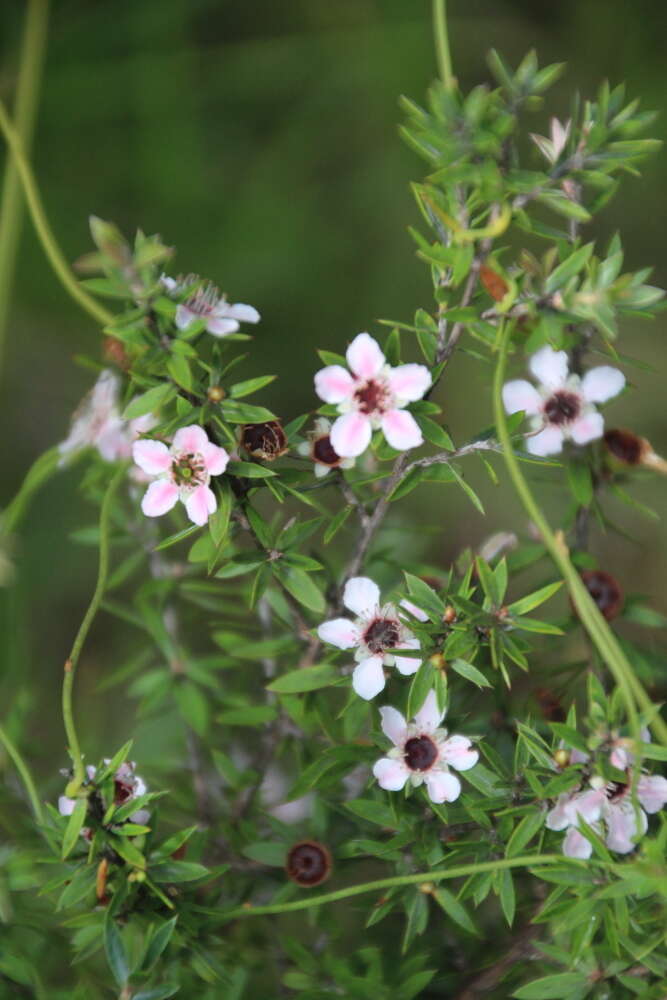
363, 618, 400, 654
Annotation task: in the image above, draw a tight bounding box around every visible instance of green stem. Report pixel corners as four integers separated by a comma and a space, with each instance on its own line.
0, 100, 112, 328
62, 466, 126, 792
2, 445, 61, 534
0, 723, 43, 822
0, 0, 50, 377
493, 321, 667, 747
433, 0, 455, 91
219, 854, 599, 921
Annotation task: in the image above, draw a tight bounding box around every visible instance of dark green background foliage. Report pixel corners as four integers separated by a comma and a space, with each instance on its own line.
1, 1, 667, 997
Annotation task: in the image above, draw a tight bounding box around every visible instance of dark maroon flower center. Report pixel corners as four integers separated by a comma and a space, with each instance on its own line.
605, 780, 627, 803
363, 617, 400, 654
581, 570, 623, 621
286, 841, 332, 887
404, 735, 438, 771
544, 391, 581, 425
313, 435, 340, 466
114, 779, 134, 805
355, 379, 388, 415
172, 453, 206, 487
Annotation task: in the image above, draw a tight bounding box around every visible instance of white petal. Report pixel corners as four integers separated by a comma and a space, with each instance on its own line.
202, 442, 229, 476
330, 412, 372, 458
394, 636, 421, 676
380, 409, 423, 451
570, 788, 605, 825
526, 425, 564, 456
184, 485, 216, 526
581, 366, 625, 404
352, 656, 385, 700
223, 302, 260, 324
502, 379, 542, 416
529, 345, 569, 389
175, 304, 197, 330
563, 826, 593, 859
400, 599, 429, 623
605, 801, 646, 854
637, 775, 667, 814
58, 795, 76, 817
373, 757, 409, 791
379, 706, 407, 746
424, 769, 461, 804
317, 617, 360, 649
569, 411, 604, 445
440, 735, 478, 771
387, 364, 432, 403
343, 576, 380, 617
346, 332, 384, 379
172, 425, 209, 454
207, 317, 239, 337
314, 365, 355, 404
413, 689, 444, 731
546, 794, 573, 832
132, 439, 171, 475
141, 480, 179, 518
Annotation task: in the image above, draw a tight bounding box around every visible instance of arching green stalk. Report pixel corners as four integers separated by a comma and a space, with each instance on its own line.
2, 445, 61, 535
0, 100, 112, 328
493, 320, 667, 747
0, 0, 51, 376
62, 466, 126, 794
0, 723, 43, 822
433, 0, 455, 91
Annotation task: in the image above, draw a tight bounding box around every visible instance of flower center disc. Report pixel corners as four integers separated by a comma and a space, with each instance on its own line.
355, 379, 386, 415
313, 435, 339, 466
605, 780, 627, 803
172, 453, 205, 487
363, 618, 400, 654
404, 735, 438, 771
544, 390, 581, 425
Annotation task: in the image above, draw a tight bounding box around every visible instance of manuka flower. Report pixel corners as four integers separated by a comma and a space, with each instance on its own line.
297, 418, 355, 477
59, 761, 150, 826
161, 274, 260, 337
59, 370, 156, 464
372, 690, 478, 804
314, 332, 431, 458
132, 425, 229, 526
546, 772, 667, 858
503, 345, 625, 456
317, 576, 422, 699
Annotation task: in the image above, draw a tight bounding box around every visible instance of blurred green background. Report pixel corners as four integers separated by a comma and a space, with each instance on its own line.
1, 0, 667, 822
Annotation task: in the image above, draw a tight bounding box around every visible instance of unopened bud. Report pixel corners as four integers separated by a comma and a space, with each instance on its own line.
429, 652, 446, 671
419, 881, 435, 894
207, 385, 226, 403
442, 606, 456, 625
96, 858, 109, 902
604, 428, 667, 474
103, 336, 130, 370
553, 749, 570, 769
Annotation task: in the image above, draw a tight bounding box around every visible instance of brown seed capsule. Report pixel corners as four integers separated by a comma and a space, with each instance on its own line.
580, 569, 623, 622
480, 264, 509, 302
604, 428, 667, 473
240, 420, 288, 461
207, 385, 226, 403
285, 840, 332, 888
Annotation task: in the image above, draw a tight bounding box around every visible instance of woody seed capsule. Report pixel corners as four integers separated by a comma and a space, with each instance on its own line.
285, 840, 332, 888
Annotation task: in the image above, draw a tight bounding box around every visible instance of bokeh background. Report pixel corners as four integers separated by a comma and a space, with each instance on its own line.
1, 0, 667, 927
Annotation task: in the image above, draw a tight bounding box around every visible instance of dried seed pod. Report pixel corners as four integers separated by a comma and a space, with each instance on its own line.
480, 264, 509, 302
240, 420, 288, 461
580, 569, 624, 622
285, 840, 332, 888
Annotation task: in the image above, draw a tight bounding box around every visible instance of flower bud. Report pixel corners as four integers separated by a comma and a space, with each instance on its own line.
442, 606, 457, 625
604, 428, 667, 474
286, 840, 332, 888
240, 420, 288, 461
429, 652, 446, 671
553, 748, 570, 769
103, 336, 130, 370
580, 569, 623, 622
207, 385, 226, 403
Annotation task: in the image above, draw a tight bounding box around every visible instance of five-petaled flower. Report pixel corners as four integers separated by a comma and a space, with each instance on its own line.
132, 425, 229, 526
59, 370, 155, 464
314, 332, 431, 458
297, 418, 355, 477
317, 576, 422, 699
161, 273, 260, 338
372, 690, 478, 804
503, 345, 625, 456
59, 760, 150, 827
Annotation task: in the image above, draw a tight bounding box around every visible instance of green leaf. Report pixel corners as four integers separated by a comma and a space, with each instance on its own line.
267, 663, 339, 694
512, 973, 591, 999
403, 573, 445, 620
406, 661, 433, 719
123, 383, 176, 420
150, 861, 210, 883
566, 463, 593, 506
450, 466, 485, 514
153, 523, 201, 551
207, 479, 233, 573
132, 986, 180, 1000
323, 505, 352, 544
275, 566, 325, 613
142, 917, 178, 972
432, 887, 480, 936
221, 400, 277, 423
230, 375, 276, 398
242, 842, 286, 866
61, 798, 88, 860
450, 658, 492, 689
498, 868, 515, 927
174, 681, 210, 737
505, 809, 545, 857
507, 581, 563, 616
226, 460, 277, 478
545, 243, 594, 294
104, 910, 129, 987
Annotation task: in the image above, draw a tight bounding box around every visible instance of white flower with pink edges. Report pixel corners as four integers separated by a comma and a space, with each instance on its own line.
59, 370, 156, 464
372, 690, 478, 804
502, 345, 624, 457
317, 576, 422, 700
314, 332, 431, 458
132, 425, 229, 526
161, 274, 260, 338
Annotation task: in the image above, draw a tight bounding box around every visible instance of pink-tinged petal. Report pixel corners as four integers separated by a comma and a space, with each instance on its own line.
58, 795, 76, 817
394, 637, 421, 676
529, 345, 569, 388
381, 409, 423, 451
379, 706, 407, 746
424, 769, 461, 804
546, 794, 573, 831
373, 756, 409, 791
97, 422, 128, 461
141, 480, 179, 518
207, 317, 239, 337
330, 412, 372, 458
581, 366, 625, 404
130, 413, 158, 437
563, 826, 593, 859
185, 485, 217, 526
569, 411, 604, 446
526, 425, 564, 456
414, 689, 444, 731
346, 332, 384, 379
570, 748, 590, 765
314, 365, 355, 404
175, 304, 197, 330
172, 424, 209, 455
223, 302, 260, 324
400, 599, 429, 623
610, 745, 631, 770
343, 576, 381, 617
440, 735, 478, 772
502, 379, 542, 416
570, 788, 605, 825
352, 656, 385, 700
130, 808, 151, 826
132, 439, 172, 475
202, 442, 229, 476
605, 801, 646, 854
317, 617, 360, 649
637, 774, 667, 814
387, 363, 432, 403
